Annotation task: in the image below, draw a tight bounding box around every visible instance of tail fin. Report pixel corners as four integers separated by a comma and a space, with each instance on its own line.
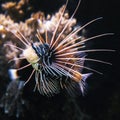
79, 73, 92, 95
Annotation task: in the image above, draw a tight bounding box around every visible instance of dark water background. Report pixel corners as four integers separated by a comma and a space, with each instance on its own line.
0, 0, 120, 120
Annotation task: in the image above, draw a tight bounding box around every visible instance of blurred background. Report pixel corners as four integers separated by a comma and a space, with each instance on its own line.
0, 0, 120, 120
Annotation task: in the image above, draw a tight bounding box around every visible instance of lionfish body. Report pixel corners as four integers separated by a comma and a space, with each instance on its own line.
23, 36, 89, 96
5, 0, 114, 96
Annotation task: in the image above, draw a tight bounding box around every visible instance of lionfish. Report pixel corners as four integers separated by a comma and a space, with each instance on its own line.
4, 0, 114, 96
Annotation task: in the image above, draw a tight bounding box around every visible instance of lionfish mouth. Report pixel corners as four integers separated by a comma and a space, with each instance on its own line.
3, 0, 114, 96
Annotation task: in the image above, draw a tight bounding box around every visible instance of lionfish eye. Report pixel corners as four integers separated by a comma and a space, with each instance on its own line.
31, 43, 52, 65
31, 43, 48, 57
42, 43, 50, 55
